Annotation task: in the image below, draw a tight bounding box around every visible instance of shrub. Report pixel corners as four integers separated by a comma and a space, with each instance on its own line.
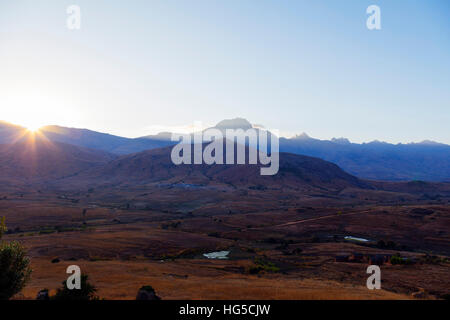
53, 274, 98, 300
390, 255, 403, 265
421, 254, 447, 265
247, 265, 263, 274
136, 285, 161, 300
251, 258, 280, 273
391, 254, 413, 265
0, 241, 32, 300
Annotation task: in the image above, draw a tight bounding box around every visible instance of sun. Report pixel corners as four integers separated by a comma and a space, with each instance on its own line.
26, 124, 43, 133
17, 119, 46, 133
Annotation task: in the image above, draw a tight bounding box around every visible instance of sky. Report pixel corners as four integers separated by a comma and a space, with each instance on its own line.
0, 0, 449, 143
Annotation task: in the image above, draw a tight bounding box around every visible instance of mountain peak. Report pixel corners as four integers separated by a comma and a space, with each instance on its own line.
331, 137, 351, 145
367, 140, 388, 145
214, 118, 253, 130
415, 140, 443, 146
293, 132, 311, 140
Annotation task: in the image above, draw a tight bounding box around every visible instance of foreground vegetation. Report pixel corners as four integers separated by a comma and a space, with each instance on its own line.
0, 217, 32, 300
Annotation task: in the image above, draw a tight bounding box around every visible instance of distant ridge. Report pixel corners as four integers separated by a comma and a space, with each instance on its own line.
0, 118, 449, 181
38, 125, 174, 155
58, 144, 370, 193
0, 134, 116, 183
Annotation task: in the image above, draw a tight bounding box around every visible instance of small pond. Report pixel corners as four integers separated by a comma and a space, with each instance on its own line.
203, 251, 230, 260
344, 236, 370, 242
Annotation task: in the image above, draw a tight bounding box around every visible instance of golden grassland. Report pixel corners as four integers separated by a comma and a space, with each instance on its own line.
19, 258, 411, 300
1, 192, 449, 300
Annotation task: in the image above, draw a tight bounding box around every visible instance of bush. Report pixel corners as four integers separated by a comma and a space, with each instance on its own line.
136, 285, 161, 300
247, 265, 263, 274
53, 274, 98, 300
421, 254, 447, 265
247, 258, 280, 274
391, 254, 413, 265
390, 255, 403, 265
0, 241, 32, 300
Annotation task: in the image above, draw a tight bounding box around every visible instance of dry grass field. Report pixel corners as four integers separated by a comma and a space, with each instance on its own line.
2, 188, 448, 300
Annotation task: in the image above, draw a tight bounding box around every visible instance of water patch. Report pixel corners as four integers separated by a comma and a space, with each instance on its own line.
344, 236, 370, 242
203, 250, 230, 260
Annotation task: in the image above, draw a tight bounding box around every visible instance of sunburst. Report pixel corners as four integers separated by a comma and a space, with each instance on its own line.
26, 125, 42, 133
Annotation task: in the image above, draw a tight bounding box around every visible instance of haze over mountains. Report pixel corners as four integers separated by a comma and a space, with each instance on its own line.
0, 118, 449, 182
279, 133, 450, 182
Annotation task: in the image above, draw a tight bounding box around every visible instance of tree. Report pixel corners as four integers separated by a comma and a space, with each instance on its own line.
0, 241, 32, 300
53, 274, 98, 300
0, 217, 32, 300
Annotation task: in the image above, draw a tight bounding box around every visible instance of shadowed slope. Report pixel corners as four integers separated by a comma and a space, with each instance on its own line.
0, 133, 116, 183
59, 144, 370, 193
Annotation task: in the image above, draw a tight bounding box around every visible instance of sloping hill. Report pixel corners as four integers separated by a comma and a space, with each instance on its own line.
62, 144, 370, 193
40, 125, 173, 155
0, 121, 28, 144
0, 134, 116, 183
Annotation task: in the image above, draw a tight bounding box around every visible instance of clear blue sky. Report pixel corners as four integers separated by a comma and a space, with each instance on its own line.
0, 0, 449, 143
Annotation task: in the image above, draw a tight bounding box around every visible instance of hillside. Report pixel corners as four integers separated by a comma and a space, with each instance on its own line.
40, 125, 173, 155
0, 134, 116, 183
0, 122, 173, 155
59, 144, 370, 193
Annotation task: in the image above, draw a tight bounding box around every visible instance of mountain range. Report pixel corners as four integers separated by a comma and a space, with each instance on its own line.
1, 118, 449, 182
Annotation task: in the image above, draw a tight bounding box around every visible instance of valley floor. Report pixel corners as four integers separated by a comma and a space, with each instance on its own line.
1, 189, 449, 300
20, 258, 411, 300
